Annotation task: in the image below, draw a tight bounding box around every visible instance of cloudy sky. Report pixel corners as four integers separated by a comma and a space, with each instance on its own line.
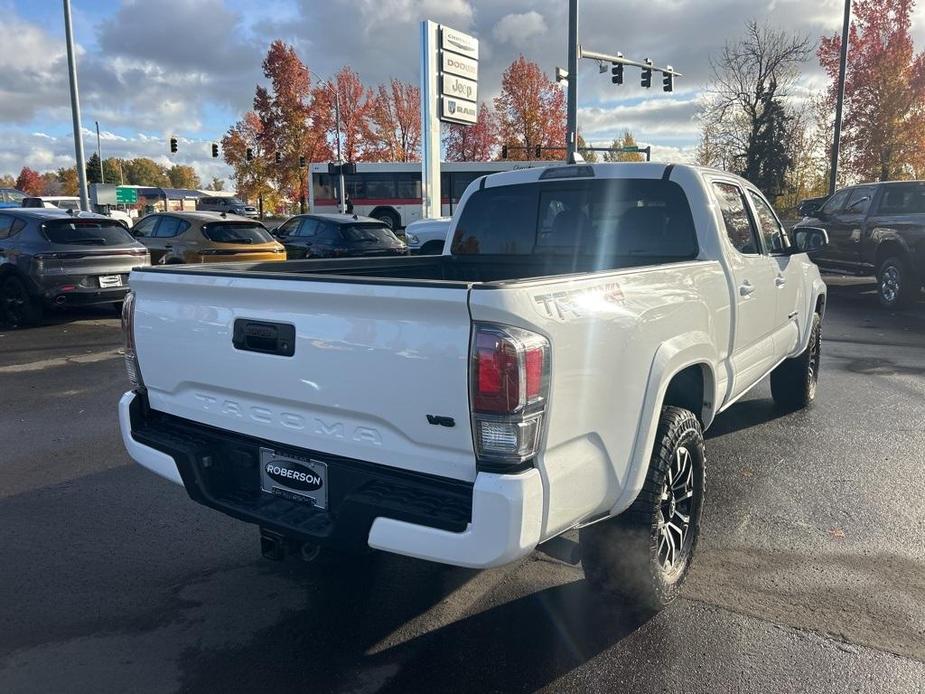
1, 0, 921, 184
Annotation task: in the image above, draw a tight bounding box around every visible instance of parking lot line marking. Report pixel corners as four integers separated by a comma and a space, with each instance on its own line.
0, 349, 123, 374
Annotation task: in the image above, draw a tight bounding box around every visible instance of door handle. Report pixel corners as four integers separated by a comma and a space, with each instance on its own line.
739, 281, 755, 297
775, 276, 786, 287
164, 244, 173, 249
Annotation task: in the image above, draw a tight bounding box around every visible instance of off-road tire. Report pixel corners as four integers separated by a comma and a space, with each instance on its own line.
580, 406, 705, 612
877, 255, 919, 309
770, 312, 821, 411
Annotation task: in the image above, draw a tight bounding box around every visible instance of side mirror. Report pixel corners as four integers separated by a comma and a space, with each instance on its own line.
800, 201, 821, 217
792, 227, 829, 257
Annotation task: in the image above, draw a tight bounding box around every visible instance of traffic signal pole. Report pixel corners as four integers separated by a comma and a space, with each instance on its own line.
565, 0, 679, 164
566, 0, 579, 162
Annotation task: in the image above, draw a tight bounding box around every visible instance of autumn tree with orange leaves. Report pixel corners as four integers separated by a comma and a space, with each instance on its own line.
819, 0, 925, 180
494, 56, 566, 161
445, 103, 499, 161
367, 79, 421, 161
15, 167, 43, 196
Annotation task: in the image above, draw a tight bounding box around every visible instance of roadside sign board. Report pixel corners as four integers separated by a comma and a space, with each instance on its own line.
441, 98, 478, 125
441, 51, 478, 81
442, 74, 478, 102
437, 24, 479, 126
440, 27, 479, 60
115, 187, 138, 204
421, 20, 480, 217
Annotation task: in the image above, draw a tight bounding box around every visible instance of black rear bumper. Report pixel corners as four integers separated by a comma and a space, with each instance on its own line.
128, 395, 473, 550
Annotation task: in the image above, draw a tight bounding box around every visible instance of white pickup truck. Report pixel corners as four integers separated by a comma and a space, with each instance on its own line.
119, 163, 827, 610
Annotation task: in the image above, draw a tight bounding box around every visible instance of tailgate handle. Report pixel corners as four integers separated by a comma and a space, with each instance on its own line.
232, 319, 296, 357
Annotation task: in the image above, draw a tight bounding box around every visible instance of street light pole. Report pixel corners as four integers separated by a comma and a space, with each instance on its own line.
95, 121, 104, 184
333, 86, 346, 214
63, 0, 89, 211
566, 0, 579, 162
829, 0, 852, 195
317, 77, 347, 214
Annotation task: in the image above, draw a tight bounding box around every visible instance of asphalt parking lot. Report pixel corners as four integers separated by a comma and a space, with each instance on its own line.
0, 276, 923, 694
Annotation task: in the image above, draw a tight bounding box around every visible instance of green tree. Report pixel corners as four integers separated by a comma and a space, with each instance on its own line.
103, 158, 124, 185
122, 158, 169, 187
603, 131, 645, 162
699, 21, 811, 200
577, 135, 598, 162
85, 153, 103, 184
167, 164, 201, 189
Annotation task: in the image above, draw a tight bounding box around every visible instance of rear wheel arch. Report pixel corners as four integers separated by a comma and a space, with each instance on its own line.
875, 239, 909, 269
662, 362, 715, 427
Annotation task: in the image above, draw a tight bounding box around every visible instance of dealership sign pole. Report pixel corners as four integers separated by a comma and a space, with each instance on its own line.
420, 21, 479, 219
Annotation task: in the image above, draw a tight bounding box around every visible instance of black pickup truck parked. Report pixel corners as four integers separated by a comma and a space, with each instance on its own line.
795, 181, 925, 308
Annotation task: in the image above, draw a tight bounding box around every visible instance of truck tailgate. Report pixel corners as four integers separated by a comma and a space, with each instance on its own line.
131, 271, 476, 482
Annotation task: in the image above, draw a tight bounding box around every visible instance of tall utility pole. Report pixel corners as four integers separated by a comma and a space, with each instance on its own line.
95, 121, 104, 184
829, 0, 852, 196
63, 0, 89, 211
566, 0, 579, 162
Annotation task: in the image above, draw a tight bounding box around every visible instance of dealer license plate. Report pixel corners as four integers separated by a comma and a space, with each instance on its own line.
259, 447, 327, 509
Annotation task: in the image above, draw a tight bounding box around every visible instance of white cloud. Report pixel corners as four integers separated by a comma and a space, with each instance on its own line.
492, 11, 548, 48
0, 129, 233, 187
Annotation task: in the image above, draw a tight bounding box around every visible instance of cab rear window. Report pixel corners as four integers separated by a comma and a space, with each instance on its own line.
451, 178, 698, 258
202, 222, 273, 244
43, 220, 135, 246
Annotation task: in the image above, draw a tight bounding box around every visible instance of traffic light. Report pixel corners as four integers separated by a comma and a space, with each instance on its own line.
342, 162, 357, 175
663, 67, 674, 92
501, 145, 508, 159
641, 59, 653, 88
169, 137, 178, 153
275, 151, 282, 164
535, 145, 542, 158
611, 62, 624, 85
299, 155, 306, 168
211, 143, 219, 158
245, 148, 253, 162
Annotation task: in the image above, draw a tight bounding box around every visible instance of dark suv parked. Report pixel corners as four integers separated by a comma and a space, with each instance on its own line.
0, 208, 150, 326
795, 181, 925, 308
272, 213, 408, 259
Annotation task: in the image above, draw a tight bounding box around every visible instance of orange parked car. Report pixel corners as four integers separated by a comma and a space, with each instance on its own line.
130, 212, 286, 265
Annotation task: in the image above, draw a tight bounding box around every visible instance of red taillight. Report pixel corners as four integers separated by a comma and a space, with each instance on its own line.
525, 347, 544, 400
470, 324, 550, 468
474, 331, 520, 413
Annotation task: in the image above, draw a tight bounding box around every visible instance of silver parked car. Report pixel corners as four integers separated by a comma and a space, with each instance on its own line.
0, 208, 150, 326
197, 196, 259, 218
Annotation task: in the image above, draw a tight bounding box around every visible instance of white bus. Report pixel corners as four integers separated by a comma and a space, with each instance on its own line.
308, 161, 546, 229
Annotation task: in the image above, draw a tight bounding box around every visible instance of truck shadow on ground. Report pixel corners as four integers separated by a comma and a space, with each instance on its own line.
178, 556, 651, 694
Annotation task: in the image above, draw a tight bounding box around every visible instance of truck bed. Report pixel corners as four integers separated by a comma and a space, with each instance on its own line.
135, 253, 695, 286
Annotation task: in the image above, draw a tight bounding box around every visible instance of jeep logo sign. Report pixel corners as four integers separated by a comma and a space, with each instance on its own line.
442, 74, 477, 102
265, 461, 323, 492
